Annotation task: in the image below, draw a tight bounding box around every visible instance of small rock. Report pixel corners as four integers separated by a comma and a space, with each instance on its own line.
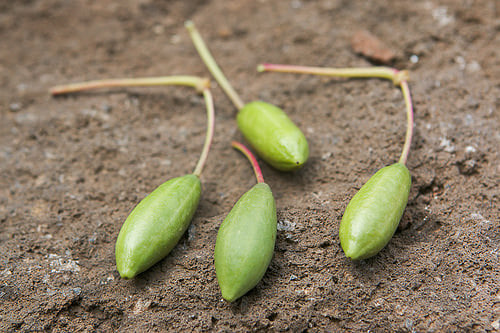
464, 113, 474, 125
170, 34, 181, 44
188, 223, 196, 242
277, 219, 296, 232
152, 24, 164, 35
321, 152, 332, 161
466, 61, 481, 72
492, 320, 499, 330
9, 103, 22, 112
439, 137, 455, 153
458, 159, 477, 175
464, 146, 476, 154
432, 6, 455, 27
132, 299, 152, 315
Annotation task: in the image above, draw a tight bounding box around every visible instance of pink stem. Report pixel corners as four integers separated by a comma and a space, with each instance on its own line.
231, 141, 265, 183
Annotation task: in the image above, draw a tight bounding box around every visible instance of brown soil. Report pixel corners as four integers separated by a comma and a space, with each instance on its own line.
0, 1, 498, 332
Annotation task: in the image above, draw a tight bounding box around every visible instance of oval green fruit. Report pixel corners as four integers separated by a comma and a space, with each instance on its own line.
215, 182, 277, 302
339, 163, 411, 260
115, 174, 201, 279
237, 101, 309, 171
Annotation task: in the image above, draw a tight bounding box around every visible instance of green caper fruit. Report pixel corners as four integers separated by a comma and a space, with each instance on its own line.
115, 174, 201, 279
215, 182, 277, 302
237, 101, 309, 171
339, 163, 411, 260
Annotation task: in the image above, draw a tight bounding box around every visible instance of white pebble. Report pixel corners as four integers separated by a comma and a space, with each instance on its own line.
465, 146, 476, 154
439, 137, 455, 153
277, 219, 296, 232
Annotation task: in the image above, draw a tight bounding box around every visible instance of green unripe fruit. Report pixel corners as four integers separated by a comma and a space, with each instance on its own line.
339, 163, 411, 260
115, 174, 201, 279
215, 183, 277, 302
237, 101, 309, 171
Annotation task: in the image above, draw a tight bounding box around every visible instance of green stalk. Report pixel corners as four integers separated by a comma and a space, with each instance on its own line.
398, 81, 413, 165
185, 20, 245, 110
50, 76, 210, 95
231, 141, 265, 184
192, 88, 215, 177
258, 63, 414, 165
50, 75, 215, 176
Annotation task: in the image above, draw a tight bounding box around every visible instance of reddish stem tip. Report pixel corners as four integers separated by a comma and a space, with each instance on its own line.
231, 141, 265, 184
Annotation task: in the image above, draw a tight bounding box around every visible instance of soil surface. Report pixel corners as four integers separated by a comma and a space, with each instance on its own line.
0, 1, 499, 332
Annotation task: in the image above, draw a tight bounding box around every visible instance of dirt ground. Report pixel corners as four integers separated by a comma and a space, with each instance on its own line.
0, 0, 499, 332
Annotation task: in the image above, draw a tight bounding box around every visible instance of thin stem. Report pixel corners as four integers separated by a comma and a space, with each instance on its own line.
185, 20, 245, 110
258, 64, 409, 86
50, 75, 215, 175
231, 141, 265, 184
258, 63, 414, 164
193, 89, 215, 177
50, 76, 210, 95
398, 81, 413, 165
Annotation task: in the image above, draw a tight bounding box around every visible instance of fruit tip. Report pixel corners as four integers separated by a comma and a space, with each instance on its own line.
117, 265, 137, 279
184, 20, 194, 29
119, 273, 133, 280
256, 64, 266, 72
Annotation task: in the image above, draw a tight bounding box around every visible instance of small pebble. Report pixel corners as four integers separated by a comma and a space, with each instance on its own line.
439, 137, 455, 153
322, 152, 332, 160
9, 103, 22, 112
153, 24, 164, 35
465, 146, 476, 154
188, 223, 196, 242
277, 219, 296, 232
466, 61, 481, 72
132, 299, 152, 315
170, 34, 181, 44
458, 159, 477, 175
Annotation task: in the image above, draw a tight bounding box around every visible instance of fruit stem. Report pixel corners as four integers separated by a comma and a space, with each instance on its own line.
185, 20, 245, 110
258, 63, 414, 165
231, 141, 265, 184
398, 80, 413, 165
50, 76, 210, 95
192, 88, 215, 177
50, 75, 215, 175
